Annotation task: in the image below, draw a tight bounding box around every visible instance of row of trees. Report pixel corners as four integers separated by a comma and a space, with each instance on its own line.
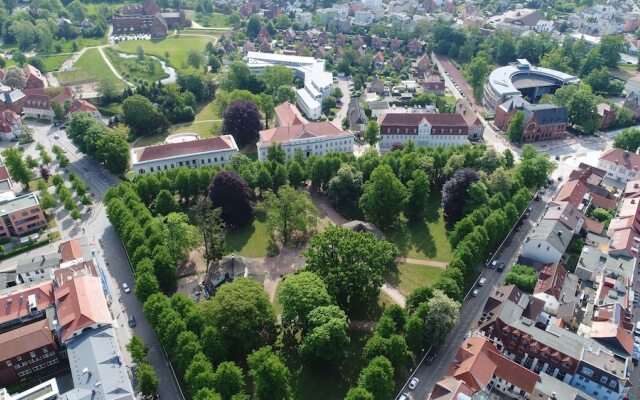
67, 112, 130, 175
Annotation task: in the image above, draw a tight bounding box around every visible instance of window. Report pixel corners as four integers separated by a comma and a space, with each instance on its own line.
30, 352, 36, 358
16, 356, 21, 362
600, 376, 608, 384
581, 367, 594, 377
609, 381, 616, 388
163, 165, 167, 170
150, 167, 154, 172
5, 360, 11, 367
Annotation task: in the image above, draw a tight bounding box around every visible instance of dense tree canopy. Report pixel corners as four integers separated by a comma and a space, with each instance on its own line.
221, 100, 262, 147
442, 168, 480, 226
277, 271, 332, 332
359, 164, 406, 229
209, 170, 254, 227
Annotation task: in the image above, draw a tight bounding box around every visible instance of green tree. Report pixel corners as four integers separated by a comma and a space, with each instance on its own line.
161, 212, 199, 265
122, 94, 168, 137
201, 278, 276, 359
137, 363, 159, 396
359, 165, 406, 229
212, 362, 245, 400
51, 101, 65, 121
507, 110, 524, 142
175, 331, 204, 373
247, 346, 292, 400
154, 189, 180, 215
272, 164, 287, 190
567, 88, 600, 133
2, 147, 31, 188
425, 290, 460, 347
344, 388, 374, 400
192, 197, 226, 270
505, 264, 538, 292
466, 55, 490, 99
326, 164, 363, 208
613, 128, 640, 151
404, 170, 430, 220
264, 185, 317, 247
187, 48, 203, 69
304, 226, 399, 314
286, 160, 304, 188
126, 336, 149, 365
246, 15, 262, 39
98, 79, 118, 103
357, 356, 394, 400
598, 35, 627, 68
299, 305, 350, 363
261, 65, 294, 94
135, 272, 161, 302
185, 353, 215, 395
364, 120, 379, 146
277, 271, 332, 332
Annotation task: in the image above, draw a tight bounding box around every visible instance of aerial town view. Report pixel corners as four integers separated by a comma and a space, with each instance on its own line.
1, 0, 640, 398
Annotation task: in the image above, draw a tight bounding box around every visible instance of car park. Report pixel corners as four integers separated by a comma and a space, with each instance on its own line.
471, 288, 480, 297
478, 277, 487, 286
122, 283, 130, 293
409, 377, 419, 389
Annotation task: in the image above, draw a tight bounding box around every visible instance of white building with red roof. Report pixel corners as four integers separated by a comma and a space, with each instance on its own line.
0, 109, 21, 141
378, 112, 469, 151
274, 101, 308, 127
66, 99, 101, 119
21, 87, 74, 120
131, 135, 239, 174
598, 148, 640, 185
257, 121, 354, 162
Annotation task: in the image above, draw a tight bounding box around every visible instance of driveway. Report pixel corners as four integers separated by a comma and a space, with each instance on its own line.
331, 77, 351, 129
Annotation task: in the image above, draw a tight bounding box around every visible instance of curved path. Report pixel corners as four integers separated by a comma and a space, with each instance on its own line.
97, 46, 135, 87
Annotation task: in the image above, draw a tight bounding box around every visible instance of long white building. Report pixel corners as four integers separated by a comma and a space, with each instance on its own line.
245, 52, 333, 120
131, 135, 239, 174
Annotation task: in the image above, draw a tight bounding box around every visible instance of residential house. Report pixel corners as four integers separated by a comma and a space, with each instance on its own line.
413, 54, 431, 75
23, 65, 46, 89
598, 148, 640, 184
353, 10, 374, 26
597, 103, 616, 130
0, 110, 21, 141
622, 91, 640, 119
0, 281, 54, 329
389, 37, 403, 52
257, 26, 272, 43
368, 77, 386, 96
354, 34, 365, 48
520, 219, 573, 264
371, 35, 383, 51
422, 72, 446, 95
0, 90, 26, 115
378, 113, 469, 151
335, 33, 346, 46
294, 11, 313, 28
392, 54, 405, 71
66, 99, 101, 119
368, 101, 391, 118
0, 192, 47, 238
257, 122, 354, 161
16, 253, 59, 284
456, 99, 484, 140
20, 87, 74, 120
373, 52, 385, 69
317, 31, 328, 46
284, 28, 296, 43
408, 38, 423, 54
131, 136, 239, 174
347, 98, 367, 134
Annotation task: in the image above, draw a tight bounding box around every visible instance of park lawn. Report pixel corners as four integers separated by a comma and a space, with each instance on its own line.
194, 101, 216, 122
114, 36, 217, 73
41, 55, 70, 72
190, 11, 231, 27
226, 211, 270, 258
172, 121, 222, 138
387, 195, 452, 263
104, 48, 168, 82
54, 48, 125, 90
384, 263, 444, 297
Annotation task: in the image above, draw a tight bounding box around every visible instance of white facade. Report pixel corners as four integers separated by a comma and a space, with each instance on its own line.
23, 106, 53, 120
0, 120, 21, 141
353, 10, 375, 26
131, 135, 239, 174
598, 159, 640, 184
258, 133, 354, 162
379, 121, 468, 151
520, 238, 564, 265
296, 88, 322, 119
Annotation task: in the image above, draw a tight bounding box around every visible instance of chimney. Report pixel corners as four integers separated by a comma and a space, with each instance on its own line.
557, 231, 562, 237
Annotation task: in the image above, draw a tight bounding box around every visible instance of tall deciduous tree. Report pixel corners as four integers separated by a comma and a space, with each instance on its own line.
126, 336, 149, 365
364, 120, 379, 146
303, 226, 399, 314
466, 55, 490, 99
404, 170, 430, 220
208, 170, 254, 227
137, 363, 160, 396
201, 278, 276, 359
277, 271, 332, 332
359, 164, 406, 230
4, 66, 26, 89
613, 128, 640, 152
326, 164, 363, 208
212, 362, 245, 400
221, 100, 262, 147
357, 356, 394, 400
265, 185, 317, 247
154, 189, 180, 215
299, 305, 350, 363
247, 346, 292, 400
442, 168, 480, 226
1, 147, 31, 188
507, 110, 524, 142
122, 94, 169, 137
425, 290, 460, 347
160, 212, 199, 265
192, 196, 226, 270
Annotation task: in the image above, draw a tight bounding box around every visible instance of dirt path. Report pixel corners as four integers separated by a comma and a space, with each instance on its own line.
97, 46, 135, 87
381, 284, 406, 307
349, 320, 378, 331
310, 190, 347, 225
399, 258, 447, 268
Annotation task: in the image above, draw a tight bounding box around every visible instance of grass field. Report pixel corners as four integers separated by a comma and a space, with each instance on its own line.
115, 35, 218, 73
226, 211, 270, 258
189, 11, 231, 27
383, 263, 444, 297
54, 48, 126, 90
387, 195, 452, 263
104, 48, 168, 82
5, 54, 70, 72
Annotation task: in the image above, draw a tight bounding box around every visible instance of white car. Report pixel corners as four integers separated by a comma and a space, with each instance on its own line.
471, 288, 480, 297
409, 377, 419, 390
478, 277, 487, 286
122, 283, 131, 293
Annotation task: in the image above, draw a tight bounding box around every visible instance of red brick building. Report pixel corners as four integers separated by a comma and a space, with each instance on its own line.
495, 97, 567, 142
597, 103, 616, 130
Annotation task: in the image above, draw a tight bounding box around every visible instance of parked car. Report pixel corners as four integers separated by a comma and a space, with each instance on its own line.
478, 277, 487, 286
497, 262, 505, 272
490, 260, 498, 269
555, 155, 560, 160
409, 377, 419, 389
122, 283, 130, 293
426, 353, 436, 365
398, 394, 409, 400
471, 288, 480, 297
59, 125, 67, 130
53, 134, 60, 139
128, 315, 136, 327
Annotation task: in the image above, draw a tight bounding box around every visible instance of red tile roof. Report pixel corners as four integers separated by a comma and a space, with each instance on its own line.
0, 110, 19, 133
589, 321, 634, 355
259, 121, 348, 145
534, 263, 567, 300
379, 112, 468, 128
135, 136, 235, 162
55, 275, 111, 343
59, 239, 83, 263
0, 282, 54, 325
554, 179, 588, 208
274, 101, 308, 127
0, 319, 55, 361
623, 179, 640, 198
600, 148, 640, 172
67, 99, 97, 114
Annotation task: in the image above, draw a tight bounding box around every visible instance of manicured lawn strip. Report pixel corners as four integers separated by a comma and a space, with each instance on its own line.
172, 120, 221, 138
387, 195, 452, 263
42, 55, 70, 72
384, 263, 444, 297
225, 211, 270, 258
114, 36, 216, 73
104, 48, 168, 82
54, 48, 125, 90
191, 11, 231, 28
194, 102, 216, 122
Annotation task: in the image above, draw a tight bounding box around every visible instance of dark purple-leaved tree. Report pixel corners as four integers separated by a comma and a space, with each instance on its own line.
442, 168, 480, 226
221, 100, 262, 148
208, 170, 254, 227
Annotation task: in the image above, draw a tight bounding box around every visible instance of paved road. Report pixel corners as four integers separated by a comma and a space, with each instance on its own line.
3, 123, 184, 399
397, 187, 555, 400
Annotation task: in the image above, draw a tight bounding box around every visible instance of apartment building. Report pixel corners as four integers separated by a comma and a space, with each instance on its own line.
378, 113, 469, 151
598, 148, 640, 184
0, 193, 47, 238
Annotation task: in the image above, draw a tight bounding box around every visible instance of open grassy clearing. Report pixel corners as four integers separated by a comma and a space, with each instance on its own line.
226, 210, 270, 258
387, 195, 452, 263
384, 263, 444, 297
187, 11, 231, 27
54, 48, 125, 89
114, 35, 218, 73
104, 48, 168, 82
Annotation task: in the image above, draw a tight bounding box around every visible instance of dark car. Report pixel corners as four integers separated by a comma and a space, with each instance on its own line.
59, 125, 67, 130
497, 262, 505, 272
426, 353, 436, 365
128, 315, 136, 328
535, 194, 541, 201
